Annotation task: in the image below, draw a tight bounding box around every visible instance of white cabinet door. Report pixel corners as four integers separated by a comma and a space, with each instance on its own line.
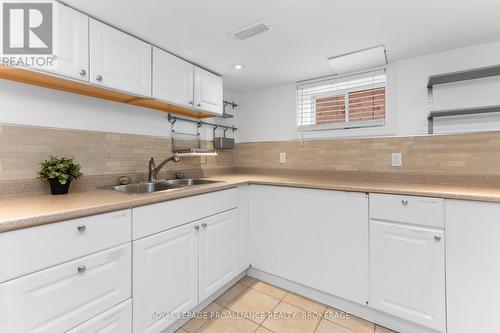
0, 244, 131, 333
67, 299, 132, 333
194, 66, 223, 115
90, 19, 151, 97
36, 3, 89, 81
370, 221, 446, 332
199, 209, 239, 302
133, 222, 199, 333
249, 185, 369, 306
153, 47, 194, 107
446, 200, 500, 333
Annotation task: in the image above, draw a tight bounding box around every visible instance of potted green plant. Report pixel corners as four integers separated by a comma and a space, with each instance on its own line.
38, 155, 82, 195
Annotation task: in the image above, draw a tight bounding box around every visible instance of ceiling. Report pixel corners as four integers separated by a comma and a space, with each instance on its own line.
64, 0, 500, 93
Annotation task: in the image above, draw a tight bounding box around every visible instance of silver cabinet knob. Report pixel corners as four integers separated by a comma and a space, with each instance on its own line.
188, 101, 194, 105
96, 75, 103, 81
197, 103, 201, 107
77, 265, 87, 273
79, 69, 86, 76
194, 225, 200, 231
401, 199, 409, 206
77, 224, 86, 232
202, 223, 207, 228
434, 235, 442, 241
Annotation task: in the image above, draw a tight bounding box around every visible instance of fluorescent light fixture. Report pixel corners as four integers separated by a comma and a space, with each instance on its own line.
232, 63, 245, 70
328, 45, 387, 75
174, 148, 218, 157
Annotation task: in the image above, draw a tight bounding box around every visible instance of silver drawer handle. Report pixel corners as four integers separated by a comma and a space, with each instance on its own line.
401, 199, 409, 206
79, 69, 86, 76
96, 75, 103, 81
434, 235, 442, 241
77, 224, 86, 232
202, 223, 207, 228
77, 265, 87, 273
194, 225, 200, 231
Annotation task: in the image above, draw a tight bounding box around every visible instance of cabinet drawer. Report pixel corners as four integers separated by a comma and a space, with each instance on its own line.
67, 299, 132, 333
133, 188, 238, 239
0, 244, 131, 333
370, 194, 444, 227
0, 209, 131, 282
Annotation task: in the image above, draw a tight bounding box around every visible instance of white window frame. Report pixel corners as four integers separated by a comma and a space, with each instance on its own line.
295, 67, 395, 140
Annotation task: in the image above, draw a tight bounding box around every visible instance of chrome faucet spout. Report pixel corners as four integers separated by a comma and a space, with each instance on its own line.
148, 155, 180, 182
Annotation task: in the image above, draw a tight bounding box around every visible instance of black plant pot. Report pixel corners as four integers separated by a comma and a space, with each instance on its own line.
49, 179, 72, 195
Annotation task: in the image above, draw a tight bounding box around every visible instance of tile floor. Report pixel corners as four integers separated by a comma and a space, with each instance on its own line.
177, 276, 398, 333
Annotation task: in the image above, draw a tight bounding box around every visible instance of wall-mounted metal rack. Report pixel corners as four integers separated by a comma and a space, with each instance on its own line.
221, 100, 238, 118
168, 113, 237, 132
427, 64, 500, 134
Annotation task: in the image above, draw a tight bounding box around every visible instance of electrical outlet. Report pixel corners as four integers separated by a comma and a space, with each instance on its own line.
280, 152, 287, 164
392, 153, 402, 167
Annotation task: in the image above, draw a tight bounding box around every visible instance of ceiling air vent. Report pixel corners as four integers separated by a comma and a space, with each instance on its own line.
230, 21, 272, 41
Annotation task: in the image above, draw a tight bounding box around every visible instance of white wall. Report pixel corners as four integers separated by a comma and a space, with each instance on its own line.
0, 79, 237, 141
236, 40, 500, 142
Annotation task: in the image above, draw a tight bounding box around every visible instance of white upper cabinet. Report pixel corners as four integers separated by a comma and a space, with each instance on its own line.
194, 66, 223, 115
370, 221, 446, 332
90, 19, 151, 97
37, 3, 89, 81
152, 47, 194, 107
198, 209, 239, 302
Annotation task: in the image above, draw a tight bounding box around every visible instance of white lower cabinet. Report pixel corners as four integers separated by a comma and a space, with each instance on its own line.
446, 200, 500, 333
199, 209, 239, 302
133, 221, 199, 333
370, 221, 446, 332
0, 244, 131, 333
67, 299, 132, 333
133, 202, 244, 333
249, 185, 369, 305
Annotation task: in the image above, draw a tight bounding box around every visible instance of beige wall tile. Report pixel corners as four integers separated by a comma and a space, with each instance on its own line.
0, 125, 234, 181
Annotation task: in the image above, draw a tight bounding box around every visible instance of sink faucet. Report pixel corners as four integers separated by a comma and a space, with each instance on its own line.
148, 155, 180, 182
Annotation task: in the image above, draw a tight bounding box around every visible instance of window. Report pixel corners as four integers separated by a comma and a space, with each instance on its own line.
297, 69, 386, 131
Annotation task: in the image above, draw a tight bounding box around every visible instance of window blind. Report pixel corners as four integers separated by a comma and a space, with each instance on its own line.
297, 69, 386, 131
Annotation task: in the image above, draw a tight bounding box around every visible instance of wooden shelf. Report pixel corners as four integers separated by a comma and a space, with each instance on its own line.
0, 66, 212, 119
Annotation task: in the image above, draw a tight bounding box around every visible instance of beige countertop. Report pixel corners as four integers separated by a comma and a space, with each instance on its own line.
2, 172, 500, 233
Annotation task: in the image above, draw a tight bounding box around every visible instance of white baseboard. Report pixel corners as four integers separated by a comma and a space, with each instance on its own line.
247, 268, 443, 333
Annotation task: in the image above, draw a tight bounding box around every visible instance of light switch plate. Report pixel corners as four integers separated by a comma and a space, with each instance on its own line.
392, 153, 402, 167
280, 152, 287, 164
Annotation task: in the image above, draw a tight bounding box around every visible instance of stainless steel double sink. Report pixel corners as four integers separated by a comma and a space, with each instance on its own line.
110, 179, 221, 194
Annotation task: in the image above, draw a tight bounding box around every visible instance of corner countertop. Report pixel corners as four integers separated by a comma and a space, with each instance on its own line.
2, 172, 500, 233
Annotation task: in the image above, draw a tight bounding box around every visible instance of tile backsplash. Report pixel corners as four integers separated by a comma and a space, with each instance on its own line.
3, 124, 500, 186
235, 132, 500, 176
0, 124, 234, 182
